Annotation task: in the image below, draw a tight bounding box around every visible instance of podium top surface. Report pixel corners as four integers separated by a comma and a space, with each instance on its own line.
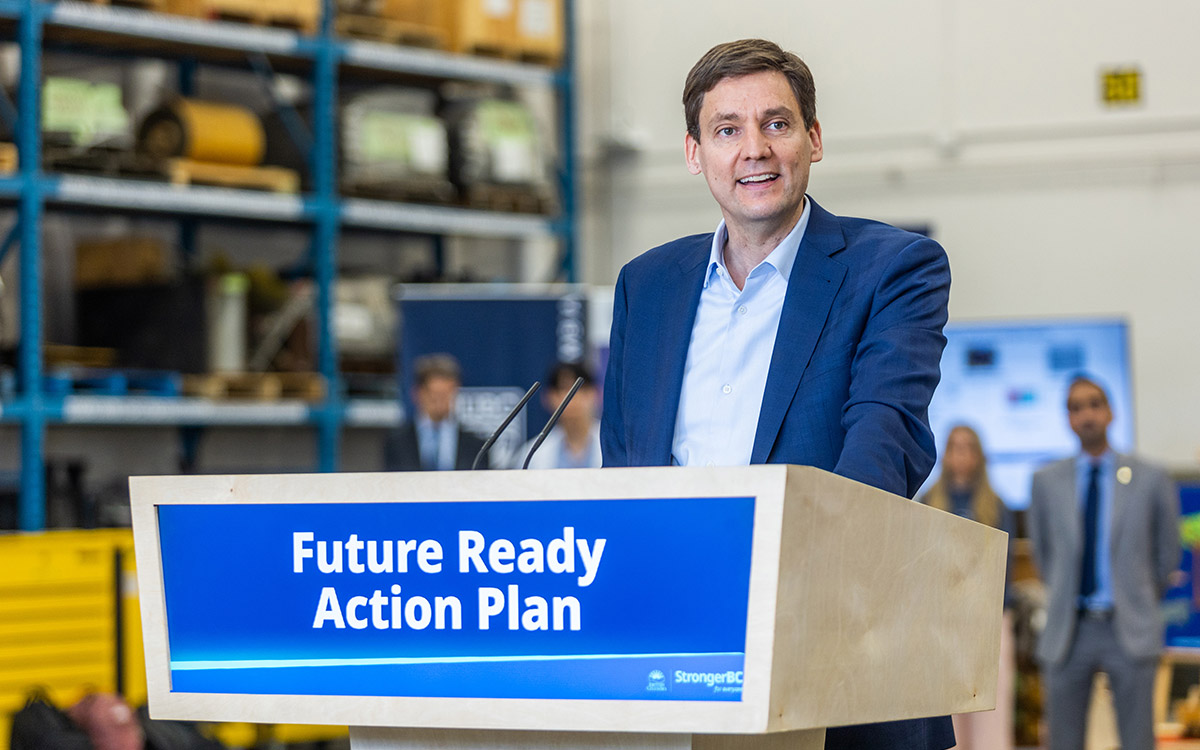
130, 466, 1006, 734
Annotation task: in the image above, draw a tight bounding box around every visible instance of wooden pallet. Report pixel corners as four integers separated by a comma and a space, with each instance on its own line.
163, 0, 319, 34
210, 8, 315, 34
464, 183, 553, 214
166, 158, 299, 193
81, 0, 168, 12
453, 44, 560, 66
435, 42, 558, 64
44, 345, 119, 370
185, 372, 276, 400
514, 48, 562, 66
0, 143, 15, 173
336, 0, 382, 15
340, 175, 456, 204
275, 372, 326, 401
457, 41, 513, 60
43, 147, 162, 180
183, 372, 325, 402
335, 13, 445, 48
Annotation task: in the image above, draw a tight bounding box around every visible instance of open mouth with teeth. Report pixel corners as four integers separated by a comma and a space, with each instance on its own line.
738, 174, 779, 185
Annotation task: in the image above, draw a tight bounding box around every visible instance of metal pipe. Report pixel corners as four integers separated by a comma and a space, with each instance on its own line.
557, 0, 577, 283
312, 0, 341, 472
17, 0, 46, 530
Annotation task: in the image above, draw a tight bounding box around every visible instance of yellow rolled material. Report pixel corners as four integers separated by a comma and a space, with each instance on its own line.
139, 98, 265, 167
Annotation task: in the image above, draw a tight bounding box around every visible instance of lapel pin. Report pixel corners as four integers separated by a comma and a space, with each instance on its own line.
1117, 466, 1132, 485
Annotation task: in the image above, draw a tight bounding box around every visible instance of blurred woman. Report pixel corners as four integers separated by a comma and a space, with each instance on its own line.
921, 425, 1014, 750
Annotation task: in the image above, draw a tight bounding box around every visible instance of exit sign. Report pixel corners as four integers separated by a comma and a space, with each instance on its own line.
1102, 68, 1141, 105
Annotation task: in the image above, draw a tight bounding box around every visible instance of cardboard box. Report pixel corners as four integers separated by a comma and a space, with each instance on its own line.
513, 0, 562, 65
445, 0, 515, 56
74, 237, 170, 289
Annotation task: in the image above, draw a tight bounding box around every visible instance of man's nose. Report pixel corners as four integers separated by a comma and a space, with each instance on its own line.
743, 128, 771, 159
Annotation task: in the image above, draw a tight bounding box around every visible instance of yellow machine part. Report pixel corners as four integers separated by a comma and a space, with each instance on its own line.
0, 529, 344, 750
0, 530, 128, 750
174, 99, 264, 166
140, 98, 266, 167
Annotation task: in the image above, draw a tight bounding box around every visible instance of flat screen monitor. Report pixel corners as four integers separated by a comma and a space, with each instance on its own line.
924, 317, 1134, 510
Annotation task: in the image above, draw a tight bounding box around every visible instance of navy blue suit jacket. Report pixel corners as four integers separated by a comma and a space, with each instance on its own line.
601, 198, 954, 750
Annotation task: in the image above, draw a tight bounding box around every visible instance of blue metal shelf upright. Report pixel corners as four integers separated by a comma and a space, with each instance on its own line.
0, 0, 578, 529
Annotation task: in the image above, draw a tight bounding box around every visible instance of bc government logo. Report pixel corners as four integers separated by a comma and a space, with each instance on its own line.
646, 669, 668, 693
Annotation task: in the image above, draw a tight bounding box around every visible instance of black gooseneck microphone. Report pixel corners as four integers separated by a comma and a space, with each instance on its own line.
471, 382, 540, 470
521, 377, 584, 470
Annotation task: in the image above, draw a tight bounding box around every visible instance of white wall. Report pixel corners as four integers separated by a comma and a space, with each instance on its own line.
575, 0, 1200, 468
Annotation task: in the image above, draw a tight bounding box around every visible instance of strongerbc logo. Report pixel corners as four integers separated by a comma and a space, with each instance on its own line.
646, 669, 668, 692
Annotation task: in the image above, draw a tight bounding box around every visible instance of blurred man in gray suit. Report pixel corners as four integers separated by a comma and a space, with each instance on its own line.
1029, 375, 1180, 750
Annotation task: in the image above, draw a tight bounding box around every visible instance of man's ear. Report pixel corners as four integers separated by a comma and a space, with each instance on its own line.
685, 133, 702, 175
808, 118, 823, 163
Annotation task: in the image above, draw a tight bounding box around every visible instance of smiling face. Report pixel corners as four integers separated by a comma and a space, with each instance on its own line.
684, 70, 823, 242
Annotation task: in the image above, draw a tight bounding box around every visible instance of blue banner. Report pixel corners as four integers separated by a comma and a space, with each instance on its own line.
398, 288, 589, 461
157, 497, 754, 701
1164, 483, 1200, 648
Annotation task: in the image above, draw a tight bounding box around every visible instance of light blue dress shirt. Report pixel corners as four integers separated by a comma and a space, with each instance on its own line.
671, 201, 811, 467
1077, 450, 1116, 611
416, 414, 458, 471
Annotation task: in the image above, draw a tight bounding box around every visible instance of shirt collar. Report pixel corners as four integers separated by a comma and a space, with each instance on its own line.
704, 197, 812, 288
417, 413, 448, 433
1076, 449, 1115, 471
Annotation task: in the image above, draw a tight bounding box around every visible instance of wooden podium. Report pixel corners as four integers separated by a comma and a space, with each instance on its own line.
129, 465, 1006, 750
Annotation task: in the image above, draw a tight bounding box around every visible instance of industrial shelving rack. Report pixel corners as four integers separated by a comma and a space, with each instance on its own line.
0, 0, 577, 530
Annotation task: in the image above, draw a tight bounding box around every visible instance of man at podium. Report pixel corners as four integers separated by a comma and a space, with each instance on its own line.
600, 39, 953, 750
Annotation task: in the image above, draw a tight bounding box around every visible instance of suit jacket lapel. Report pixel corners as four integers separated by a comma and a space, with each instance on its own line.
751, 200, 848, 464
642, 236, 709, 463
1109, 454, 1133, 549
1061, 460, 1082, 554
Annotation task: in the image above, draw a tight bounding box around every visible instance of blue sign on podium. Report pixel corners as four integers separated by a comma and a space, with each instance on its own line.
157, 496, 755, 702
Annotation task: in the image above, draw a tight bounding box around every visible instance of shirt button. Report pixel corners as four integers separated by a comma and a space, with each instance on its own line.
722, 384, 732, 394
738, 305, 748, 315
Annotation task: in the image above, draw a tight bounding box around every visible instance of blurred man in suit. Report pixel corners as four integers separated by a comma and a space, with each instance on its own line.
1029, 375, 1179, 750
385, 353, 484, 471
601, 38, 952, 750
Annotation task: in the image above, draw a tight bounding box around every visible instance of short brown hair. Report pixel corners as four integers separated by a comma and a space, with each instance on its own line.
1067, 375, 1110, 409
414, 353, 462, 387
683, 39, 817, 141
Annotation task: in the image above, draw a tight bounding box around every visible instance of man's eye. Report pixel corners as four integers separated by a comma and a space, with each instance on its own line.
718, 127, 736, 137
767, 121, 787, 131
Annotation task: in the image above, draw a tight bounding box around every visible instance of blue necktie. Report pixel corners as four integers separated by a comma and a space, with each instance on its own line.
1080, 464, 1101, 599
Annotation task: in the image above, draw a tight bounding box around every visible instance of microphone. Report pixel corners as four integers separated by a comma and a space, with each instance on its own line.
522, 377, 584, 470
471, 382, 540, 470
